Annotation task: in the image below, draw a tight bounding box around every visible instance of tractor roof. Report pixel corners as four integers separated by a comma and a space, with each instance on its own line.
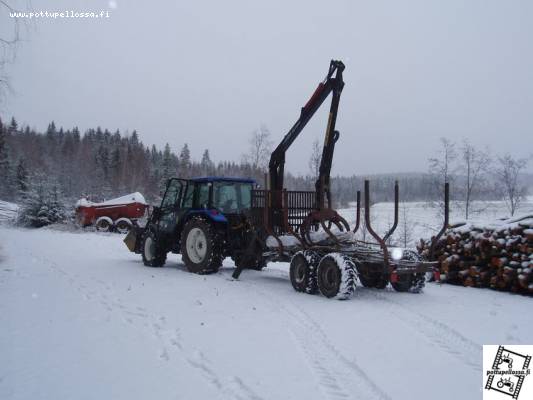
190, 176, 256, 184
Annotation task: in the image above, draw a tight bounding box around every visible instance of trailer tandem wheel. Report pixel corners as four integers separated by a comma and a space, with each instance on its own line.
290, 251, 319, 294
95, 216, 113, 232
317, 253, 357, 300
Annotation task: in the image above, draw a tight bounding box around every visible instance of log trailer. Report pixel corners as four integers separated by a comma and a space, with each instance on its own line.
125, 60, 448, 299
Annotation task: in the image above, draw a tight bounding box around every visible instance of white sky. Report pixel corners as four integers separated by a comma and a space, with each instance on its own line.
3, 0, 533, 175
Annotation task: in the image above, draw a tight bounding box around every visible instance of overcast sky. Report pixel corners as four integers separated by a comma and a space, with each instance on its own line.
3, 0, 533, 175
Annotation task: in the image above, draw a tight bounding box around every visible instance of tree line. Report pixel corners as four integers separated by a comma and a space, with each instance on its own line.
0, 117, 530, 221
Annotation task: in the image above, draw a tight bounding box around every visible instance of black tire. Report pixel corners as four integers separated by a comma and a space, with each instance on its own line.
391, 250, 426, 293
95, 217, 113, 232
358, 274, 376, 288
141, 230, 167, 267
180, 217, 222, 274
358, 273, 388, 289
317, 254, 357, 300
289, 251, 319, 294
115, 218, 132, 234
374, 276, 389, 289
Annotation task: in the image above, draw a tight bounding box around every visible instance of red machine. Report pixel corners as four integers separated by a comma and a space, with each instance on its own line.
75, 192, 148, 233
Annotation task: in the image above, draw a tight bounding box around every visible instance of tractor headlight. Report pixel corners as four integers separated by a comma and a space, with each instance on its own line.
390, 248, 403, 261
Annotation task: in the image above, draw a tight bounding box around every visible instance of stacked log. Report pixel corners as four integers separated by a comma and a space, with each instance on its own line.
418, 214, 533, 295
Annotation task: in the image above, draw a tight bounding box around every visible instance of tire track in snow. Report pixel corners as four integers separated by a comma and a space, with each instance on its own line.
365, 289, 482, 372
236, 272, 391, 400
152, 318, 266, 400
30, 250, 265, 400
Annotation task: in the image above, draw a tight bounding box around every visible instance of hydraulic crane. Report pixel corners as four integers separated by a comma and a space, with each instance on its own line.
268, 60, 345, 209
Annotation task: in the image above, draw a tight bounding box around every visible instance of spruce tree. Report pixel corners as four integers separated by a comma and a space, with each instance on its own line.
16, 158, 28, 196
201, 149, 214, 175
161, 143, 173, 189
8, 117, 18, 135
0, 119, 12, 199
179, 143, 191, 177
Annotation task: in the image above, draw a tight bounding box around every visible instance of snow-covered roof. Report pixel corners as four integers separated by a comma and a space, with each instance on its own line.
76, 192, 147, 208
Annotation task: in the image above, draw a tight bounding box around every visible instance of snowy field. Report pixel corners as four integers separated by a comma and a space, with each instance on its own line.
1, 225, 533, 400
338, 196, 533, 248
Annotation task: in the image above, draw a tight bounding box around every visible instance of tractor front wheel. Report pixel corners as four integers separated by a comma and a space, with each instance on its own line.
141, 230, 167, 267
180, 218, 222, 274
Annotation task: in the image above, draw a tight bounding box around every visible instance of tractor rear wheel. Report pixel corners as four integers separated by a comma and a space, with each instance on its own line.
141, 230, 167, 267
180, 217, 222, 274
317, 254, 357, 300
289, 251, 319, 294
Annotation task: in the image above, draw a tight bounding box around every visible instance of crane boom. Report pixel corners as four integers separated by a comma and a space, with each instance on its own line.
268, 60, 345, 209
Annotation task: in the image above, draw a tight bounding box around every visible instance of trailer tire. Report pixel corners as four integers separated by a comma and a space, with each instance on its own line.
317, 254, 357, 300
180, 217, 222, 274
141, 230, 167, 267
290, 251, 319, 294
391, 250, 426, 293
95, 216, 113, 232
115, 218, 132, 234
358, 272, 388, 289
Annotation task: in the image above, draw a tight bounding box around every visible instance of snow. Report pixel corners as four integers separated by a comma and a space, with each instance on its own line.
337, 197, 533, 247
265, 230, 353, 248
2, 225, 533, 400
75, 192, 147, 208
0, 200, 19, 223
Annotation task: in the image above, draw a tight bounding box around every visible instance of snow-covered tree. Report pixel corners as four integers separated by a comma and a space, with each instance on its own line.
17, 174, 66, 228
16, 157, 28, 196
201, 149, 214, 175
161, 143, 174, 187
460, 140, 491, 219
495, 154, 529, 216
178, 143, 191, 177
398, 203, 415, 248
428, 138, 457, 216
0, 118, 12, 199
243, 125, 273, 170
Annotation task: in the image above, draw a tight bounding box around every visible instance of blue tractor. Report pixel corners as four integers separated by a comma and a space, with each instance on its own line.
125, 177, 263, 274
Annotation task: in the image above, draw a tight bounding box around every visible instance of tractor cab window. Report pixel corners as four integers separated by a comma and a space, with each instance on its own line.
182, 183, 194, 208
161, 179, 184, 211
213, 182, 252, 213
196, 183, 211, 209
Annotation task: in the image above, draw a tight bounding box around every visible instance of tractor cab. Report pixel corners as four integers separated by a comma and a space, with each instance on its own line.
156, 177, 255, 231
125, 176, 257, 273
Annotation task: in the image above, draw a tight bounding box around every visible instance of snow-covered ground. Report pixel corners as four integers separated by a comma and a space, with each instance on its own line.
338, 196, 533, 247
1, 225, 532, 400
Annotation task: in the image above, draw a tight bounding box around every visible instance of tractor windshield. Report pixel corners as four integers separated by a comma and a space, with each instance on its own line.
212, 181, 252, 214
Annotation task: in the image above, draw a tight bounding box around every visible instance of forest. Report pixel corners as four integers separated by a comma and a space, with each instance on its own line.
0, 116, 530, 226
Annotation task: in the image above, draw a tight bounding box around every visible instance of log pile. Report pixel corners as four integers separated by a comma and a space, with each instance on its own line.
418, 214, 533, 295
